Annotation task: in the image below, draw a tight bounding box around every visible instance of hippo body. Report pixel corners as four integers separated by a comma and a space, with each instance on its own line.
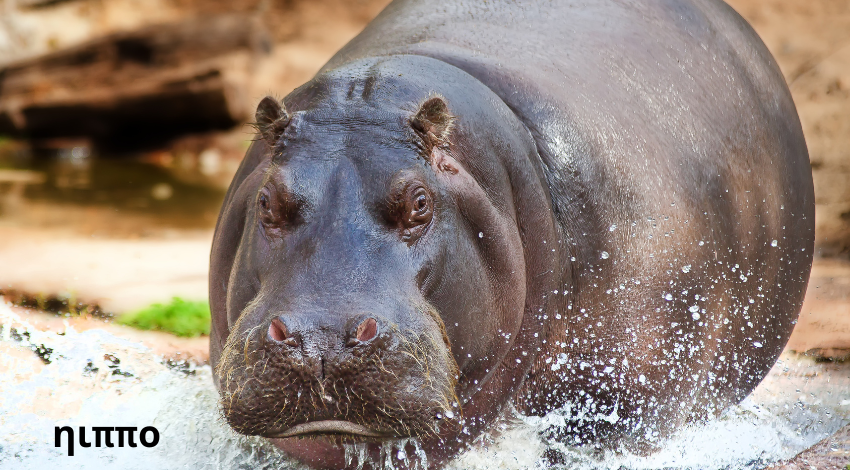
210, 0, 814, 468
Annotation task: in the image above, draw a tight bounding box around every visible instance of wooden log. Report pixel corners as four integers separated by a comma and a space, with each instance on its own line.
0, 14, 270, 149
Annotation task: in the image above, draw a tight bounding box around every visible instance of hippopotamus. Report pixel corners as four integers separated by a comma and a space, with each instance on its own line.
209, 0, 814, 467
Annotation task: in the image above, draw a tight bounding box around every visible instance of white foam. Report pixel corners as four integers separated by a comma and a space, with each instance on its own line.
1, 302, 847, 470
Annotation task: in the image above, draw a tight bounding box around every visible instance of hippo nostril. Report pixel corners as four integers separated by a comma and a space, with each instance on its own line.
354, 317, 378, 343
268, 318, 297, 347
268, 318, 287, 341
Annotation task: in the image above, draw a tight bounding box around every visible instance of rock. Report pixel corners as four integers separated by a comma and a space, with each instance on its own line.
0, 14, 271, 150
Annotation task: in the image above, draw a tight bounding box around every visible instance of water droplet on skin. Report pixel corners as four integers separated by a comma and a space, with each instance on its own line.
609, 224, 617, 232
771, 240, 778, 247
753, 341, 763, 348
600, 251, 610, 259
682, 265, 691, 273
444, 410, 455, 419
664, 293, 673, 301
478, 232, 483, 238
690, 305, 701, 320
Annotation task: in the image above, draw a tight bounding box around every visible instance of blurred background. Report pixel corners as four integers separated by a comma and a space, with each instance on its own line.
0, 0, 847, 362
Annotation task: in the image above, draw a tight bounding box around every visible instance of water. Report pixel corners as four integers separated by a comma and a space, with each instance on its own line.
0, 145, 227, 235
1, 301, 848, 470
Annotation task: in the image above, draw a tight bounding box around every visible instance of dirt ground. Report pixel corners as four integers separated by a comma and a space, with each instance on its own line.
0, 225, 212, 314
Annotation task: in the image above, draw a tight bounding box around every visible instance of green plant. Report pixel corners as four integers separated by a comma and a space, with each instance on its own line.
118, 297, 210, 337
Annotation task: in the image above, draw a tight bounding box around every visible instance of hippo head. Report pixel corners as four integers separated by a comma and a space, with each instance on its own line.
209, 56, 560, 467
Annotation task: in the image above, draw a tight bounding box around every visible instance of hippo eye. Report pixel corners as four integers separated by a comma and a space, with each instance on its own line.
258, 186, 302, 235
409, 187, 432, 220
258, 191, 275, 221
402, 186, 433, 239
387, 179, 433, 243
414, 193, 427, 213
257, 188, 279, 228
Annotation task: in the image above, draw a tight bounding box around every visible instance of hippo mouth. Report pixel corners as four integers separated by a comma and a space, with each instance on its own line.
270, 420, 389, 439
215, 312, 461, 443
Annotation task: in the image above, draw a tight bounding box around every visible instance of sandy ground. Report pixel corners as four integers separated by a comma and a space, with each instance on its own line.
0, 226, 212, 314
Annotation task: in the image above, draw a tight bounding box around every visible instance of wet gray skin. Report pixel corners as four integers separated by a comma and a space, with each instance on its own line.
209, 0, 814, 468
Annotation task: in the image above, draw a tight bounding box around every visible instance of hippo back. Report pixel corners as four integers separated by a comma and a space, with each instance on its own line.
321, 0, 814, 446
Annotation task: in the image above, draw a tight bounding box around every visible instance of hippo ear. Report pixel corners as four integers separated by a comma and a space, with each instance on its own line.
254, 96, 291, 146
411, 96, 455, 154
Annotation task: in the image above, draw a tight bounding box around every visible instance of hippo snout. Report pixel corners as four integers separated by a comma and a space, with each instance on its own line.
216, 303, 460, 442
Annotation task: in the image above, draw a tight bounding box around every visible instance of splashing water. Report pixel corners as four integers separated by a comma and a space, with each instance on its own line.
1, 302, 847, 470
343, 439, 429, 470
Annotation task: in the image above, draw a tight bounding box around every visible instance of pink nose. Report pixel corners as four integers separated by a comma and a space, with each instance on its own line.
355, 317, 378, 342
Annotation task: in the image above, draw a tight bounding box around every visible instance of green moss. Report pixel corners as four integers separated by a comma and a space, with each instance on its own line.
118, 297, 210, 337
